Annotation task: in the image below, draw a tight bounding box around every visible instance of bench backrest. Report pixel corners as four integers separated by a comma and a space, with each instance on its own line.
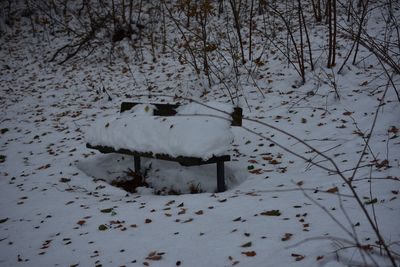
120, 102, 242, 126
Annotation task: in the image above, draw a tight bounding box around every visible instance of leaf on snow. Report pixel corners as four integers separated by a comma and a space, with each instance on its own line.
98, 224, 108, 231
233, 217, 241, 222
316, 255, 324, 261
241, 251, 256, 257
326, 187, 338, 193
146, 251, 164, 261
76, 220, 86, 226
365, 198, 378, 205
195, 210, 203, 215
59, 177, 71, 183
291, 253, 305, 261
241, 242, 252, 248
260, 210, 281, 216
281, 233, 293, 241
100, 208, 113, 213
249, 168, 263, 174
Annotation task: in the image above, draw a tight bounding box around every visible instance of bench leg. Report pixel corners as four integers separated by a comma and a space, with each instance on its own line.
216, 161, 226, 192
134, 156, 141, 173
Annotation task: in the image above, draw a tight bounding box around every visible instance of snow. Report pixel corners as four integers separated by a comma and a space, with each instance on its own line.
85, 102, 234, 159
125, 103, 157, 116
177, 101, 234, 119
0, 1, 399, 267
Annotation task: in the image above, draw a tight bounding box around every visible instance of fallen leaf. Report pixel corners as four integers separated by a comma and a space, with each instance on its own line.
249, 168, 263, 174
77, 220, 86, 226
146, 251, 162, 261
291, 253, 305, 261
233, 217, 241, 222
326, 187, 338, 193
388, 126, 398, 134
98, 224, 107, 231
365, 198, 378, 205
241, 251, 256, 257
241, 242, 252, 248
281, 233, 293, 241
260, 210, 281, 216
100, 208, 113, 213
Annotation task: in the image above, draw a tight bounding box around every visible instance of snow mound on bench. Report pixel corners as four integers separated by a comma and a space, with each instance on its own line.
125, 103, 157, 115
177, 101, 234, 119
86, 113, 234, 160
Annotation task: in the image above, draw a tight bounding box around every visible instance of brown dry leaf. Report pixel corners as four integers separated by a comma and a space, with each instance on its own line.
249, 168, 263, 174
353, 130, 364, 136
316, 255, 324, 261
241, 251, 256, 257
376, 159, 389, 168
241, 242, 252, 248
178, 208, 186, 215
145, 219, 152, 224
281, 233, 293, 241
76, 220, 86, 226
195, 210, 204, 215
146, 251, 164, 261
326, 187, 339, 193
37, 164, 51, 170
269, 159, 281, 165
260, 210, 281, 216
388, 126, 398, 134
291, 253, 305, 261
146, 255, 162, 261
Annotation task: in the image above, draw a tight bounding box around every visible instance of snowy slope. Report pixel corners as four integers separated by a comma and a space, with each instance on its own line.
0, 2, 399, 267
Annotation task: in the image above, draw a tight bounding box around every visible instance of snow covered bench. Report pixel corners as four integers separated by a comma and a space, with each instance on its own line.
86, 102, 242, 192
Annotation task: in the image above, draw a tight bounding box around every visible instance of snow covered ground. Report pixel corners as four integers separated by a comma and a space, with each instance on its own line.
0, 2, 399, 267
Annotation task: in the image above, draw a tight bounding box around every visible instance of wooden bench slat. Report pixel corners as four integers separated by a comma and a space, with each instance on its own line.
86, 143, 231, 166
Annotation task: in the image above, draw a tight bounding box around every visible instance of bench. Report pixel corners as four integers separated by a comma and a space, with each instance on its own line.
86, 102, 242, 192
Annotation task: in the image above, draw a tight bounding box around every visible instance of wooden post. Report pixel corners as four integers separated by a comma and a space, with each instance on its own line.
216, 161, 226, 192
134, 156, 141, 173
